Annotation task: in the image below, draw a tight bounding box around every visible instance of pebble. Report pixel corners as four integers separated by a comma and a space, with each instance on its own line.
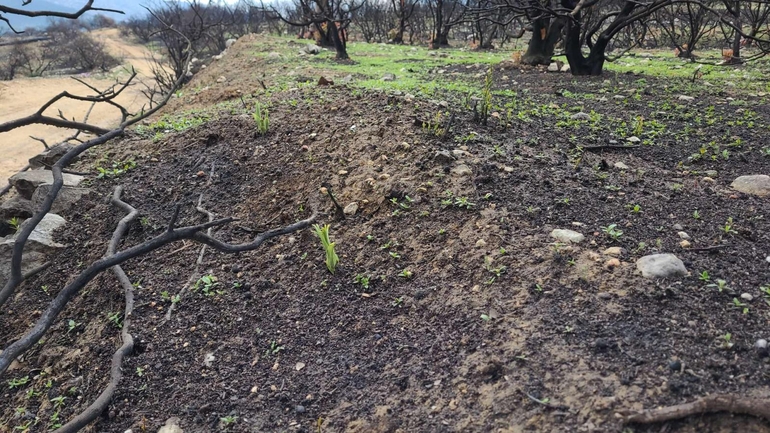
756, 339, 768, 351
673, 224, 684, 231
550, 229, 585, 244
475, 239, 487, 247
343, 202, 358, 216
636, 254, 687, 279
705, 170, 718, 178
677, 231, 691, 240
614, 161, 629, 170
295, 362, 306, 371
604, 258, 621, 270
570, 112, 591, 120
741, 293, 754, 301
295, 405, 306, 414
627, 136, 641, 143
668, 359, 682, 371
702, 177, 715, 183
434, 150, 454, 164
338, 170, 348, 175
680, 240, 691, 248
597, 292, 612, 300
603, 246, 624, 257
451, 164, 472, 177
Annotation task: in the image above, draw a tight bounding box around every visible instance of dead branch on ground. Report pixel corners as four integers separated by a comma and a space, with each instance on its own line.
622, 394, 770, 424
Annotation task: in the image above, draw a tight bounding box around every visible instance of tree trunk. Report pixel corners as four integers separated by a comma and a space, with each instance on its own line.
431, 0, 443, 49
328, 20, 349, 60
522, 18, 563, 65
564, 17, 605, 75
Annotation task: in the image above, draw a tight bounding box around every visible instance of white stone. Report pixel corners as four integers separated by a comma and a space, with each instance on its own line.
570, 112, 591, 121
547, 62, 559, 72
678, 95, 695, 102
626, 136, 641, 143
636, 254, 687, 279
158, 418, 183, 433
603, 247, 624, 257
451, 164, 472, 177
614, 161, 628, 170
550, 229, 584, 244
741, 293, 754, 301
677, 231, 691, 240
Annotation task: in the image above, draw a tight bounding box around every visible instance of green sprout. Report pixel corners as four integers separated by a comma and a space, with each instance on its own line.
312, 224, 339, 274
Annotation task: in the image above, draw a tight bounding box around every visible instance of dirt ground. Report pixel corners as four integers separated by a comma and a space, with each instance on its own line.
0, 28, 152, 179
1, 35, 769, 433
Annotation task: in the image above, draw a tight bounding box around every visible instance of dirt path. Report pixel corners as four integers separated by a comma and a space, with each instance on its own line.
0, 29, 153, 180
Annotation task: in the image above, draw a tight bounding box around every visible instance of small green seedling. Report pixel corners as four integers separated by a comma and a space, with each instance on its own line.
107, 312, 122, 328
354, 274, 370, 290
719, 333, 734, 349
194, 274, 220, 296
707, 279, 728, 292
220, 415, 238, 427
7, 376, 29, 389
253, 103, 269, 135
698, 271, 711, 282
732, 298, 749, 314
626, 204, 641, 213
398, 269, 413, 278
312, 224, 339, 274
601, 224, 623, 241
721, 217, 737, 235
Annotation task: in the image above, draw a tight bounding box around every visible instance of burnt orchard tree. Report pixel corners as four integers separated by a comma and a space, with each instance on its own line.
270, 0, 363, 59
521, 0, 565, 65
389, 0, 419, 43
429, 0, 470, 48
655, 1, 719, 58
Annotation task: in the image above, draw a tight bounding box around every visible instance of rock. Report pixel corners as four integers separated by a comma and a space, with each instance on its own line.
756, 339, 768, 354
267, 52, 281, 59
225, 38, 237, 48
597, 292, 612, 300
475, 239, 487, 248
29, 143, 77, 168
560, 64, 571, 73
550, 229, 585, 244
626, 136, 641, 143
0, 196, 35, 219
212, 54, 223, 61
570, 112, 591, 121
705, 170, 718, 178
603, 247, 625, 257
678, 95, 695, 102
668, 359, 682, 371
547, 62, 559, 72
317, 76, 334, 86
343, 202, 358, 216
339, 74, 353, 84
613, 161, 629, 170
451, 164, 472, 177
673, 224, 684, 231
604, 258, 621, 270
216, 76, 227, 83
158, 417, 183, 433
741, 293, 754, 301
31, 185, 91, 215
677, 231, 691, 240
295, 405, 306, 414
203, 353, 215, 367
731, 175, 770, 197
452, 149, 469, 158
636, 254, 687, 279
702, 177, 715, 183
382, 73, 396, 82
295, 362, 306, 371
302, 44, 321, 55
9, 170, 84, 200
434, 150, 454, 164
680, 240, 691, 248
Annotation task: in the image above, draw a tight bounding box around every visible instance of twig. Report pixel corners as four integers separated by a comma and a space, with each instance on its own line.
582, 145, 641, 152
689, 245, 728, 253
623, 394, 770, 424
321, 182, 345, 220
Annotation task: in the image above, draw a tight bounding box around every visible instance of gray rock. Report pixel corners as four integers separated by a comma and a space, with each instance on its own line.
731, 175, 770, 197
225, 38, 237, 48
570, 112, 591, 121
704, 170, 718, 178
673, 224, 684, 231
339, 74, 353, 84
29, 143, 77, 168
382, 73, 396, 82
158, 417, 183, 433
626, 136, 641, 143
0, 196, 35, 219
434, 150, 454, 164
302, 44, 321, 55
550, 229, 585, 244
31, 185, 91, 214
343, 202, 358, 216
741, 293, 754, 301
9, 170, 84, 200
756, 339, 768, 351
603, 246, 625, 257
547, 62, 559, 72
450, 164, 472, 177
678, 95, 695, 102
636, 253, 687, 279
267, 52, 282, 59
560, 64, 571, 73
0, 214, 66, 287
614, 161, 629, 170
677, 231, 690, 240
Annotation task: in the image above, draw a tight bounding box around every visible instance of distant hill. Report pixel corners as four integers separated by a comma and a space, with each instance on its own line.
1, 0, 147, 31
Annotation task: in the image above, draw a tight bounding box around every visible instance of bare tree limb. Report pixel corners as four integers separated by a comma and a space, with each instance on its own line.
623, 394, 770, 424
